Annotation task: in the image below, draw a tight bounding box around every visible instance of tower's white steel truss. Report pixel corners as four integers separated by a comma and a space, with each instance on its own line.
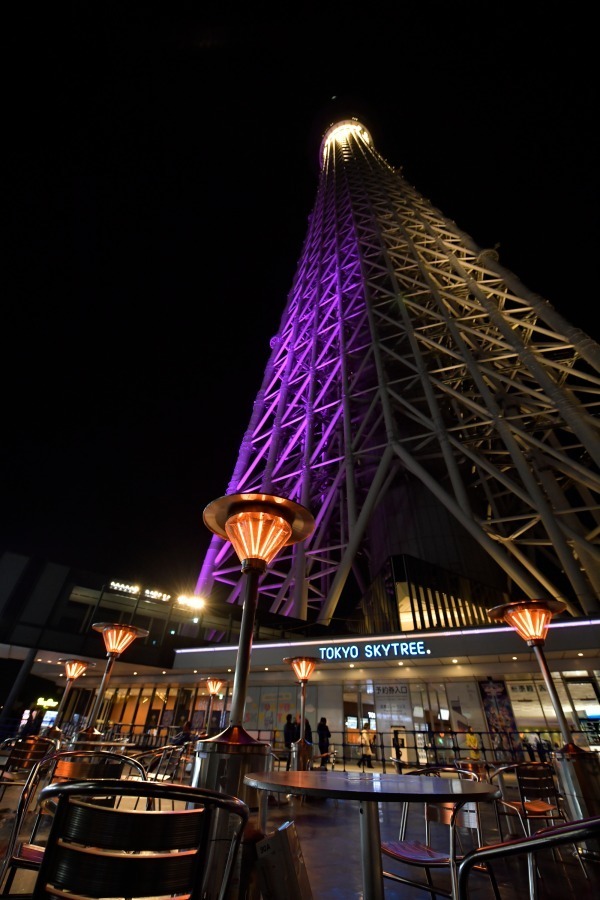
196, 119, 600, 627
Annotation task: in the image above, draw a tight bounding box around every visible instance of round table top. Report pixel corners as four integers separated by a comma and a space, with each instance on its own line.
244, 769, 501, 802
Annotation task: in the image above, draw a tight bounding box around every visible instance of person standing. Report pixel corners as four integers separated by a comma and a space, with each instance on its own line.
465, 725, 480, 760
358, 721, 374, 768
283, 713, 295, 770
304, 718, 313, 744
317, 716, 331, 768
172, 720, 199, 745
522, 735, 536, 761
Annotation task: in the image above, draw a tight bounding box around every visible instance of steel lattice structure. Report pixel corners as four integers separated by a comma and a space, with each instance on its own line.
196, 118, 600, 628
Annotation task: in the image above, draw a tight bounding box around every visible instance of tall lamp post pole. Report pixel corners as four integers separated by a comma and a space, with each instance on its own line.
284, 656, 318, 770
203, 492, 314, 733
489, 599, 600, 859
191, 493, 314, 899
488, 600, 576, 749
192, 493, 313, 788
81, 622, 149, 739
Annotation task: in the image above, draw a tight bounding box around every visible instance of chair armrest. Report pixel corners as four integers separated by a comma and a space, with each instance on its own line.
457, 816, 600, 899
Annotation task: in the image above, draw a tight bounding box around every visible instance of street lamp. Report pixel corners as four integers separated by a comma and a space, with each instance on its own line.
489, 599, 600, 857
284, 656, 318, 770
205, 679, 223, 735
54, 658, 95, 730
81, 622, 149, 737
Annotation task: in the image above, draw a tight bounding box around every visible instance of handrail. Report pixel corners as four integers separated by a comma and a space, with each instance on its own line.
456, 816, 600, 899
53, 725, 596, 771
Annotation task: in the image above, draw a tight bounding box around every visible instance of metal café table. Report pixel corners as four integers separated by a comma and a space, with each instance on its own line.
244, 768, 500, 900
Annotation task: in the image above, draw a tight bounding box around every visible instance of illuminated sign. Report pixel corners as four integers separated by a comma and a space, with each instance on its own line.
317, 640, 429, 661
37, 697, 59, 708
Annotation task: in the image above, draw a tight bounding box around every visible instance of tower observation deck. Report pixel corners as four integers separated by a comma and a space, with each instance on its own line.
196, 117, 600, 634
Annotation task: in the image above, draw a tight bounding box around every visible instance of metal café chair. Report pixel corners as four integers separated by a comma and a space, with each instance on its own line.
457, 815, 600, 900
381, 765, 501, 899
490, 760, 588, 889
0, 749, 148, 894
0, 737, 58, 803
26, 778, 249, 900
492, 761, 570, 836
128, 743, 189, 807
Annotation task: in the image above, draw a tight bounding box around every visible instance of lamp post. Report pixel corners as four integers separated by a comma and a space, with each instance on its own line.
192, 493, 314, 788
489, 599, 600, 858
203, 492, 314, 732
284, 656, 318, 770
205, 679, 223, 735
54, 658, 95, 731
190, 493, 314, 898
81, 622, 149, 738
489, 600, 575, 748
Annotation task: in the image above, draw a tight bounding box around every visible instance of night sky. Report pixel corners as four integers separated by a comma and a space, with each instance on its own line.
3, 7, 597, 598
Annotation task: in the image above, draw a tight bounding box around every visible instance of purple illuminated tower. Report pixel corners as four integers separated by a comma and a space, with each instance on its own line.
196, 118, 600, 633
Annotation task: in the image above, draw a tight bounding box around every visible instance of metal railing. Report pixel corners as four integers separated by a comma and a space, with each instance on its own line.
30, 721, 592, 767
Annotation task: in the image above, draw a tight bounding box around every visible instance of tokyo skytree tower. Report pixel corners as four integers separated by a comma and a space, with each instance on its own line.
196, 118, 600, 631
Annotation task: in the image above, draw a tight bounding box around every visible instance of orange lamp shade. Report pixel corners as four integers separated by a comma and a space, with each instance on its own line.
488, 599, 566, 646
284, 656, 318, 682
207, 679, 223, 696
225, 509, 292, 565
92, 622, 149, 655
62, 659, 89, 680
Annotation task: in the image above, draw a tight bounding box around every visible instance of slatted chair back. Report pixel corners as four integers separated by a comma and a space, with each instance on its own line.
0, 750, 148, 894
129, 744, 189, 807
131, 743, 187, 782
30, 779, 249, 900
515, 762, 562, 814
491, 761, 566, 836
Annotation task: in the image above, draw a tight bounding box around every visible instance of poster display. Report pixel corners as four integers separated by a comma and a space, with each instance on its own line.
479, 678, 520, 759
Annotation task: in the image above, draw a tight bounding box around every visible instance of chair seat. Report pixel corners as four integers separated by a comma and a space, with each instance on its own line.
12, 843, 44, 866
382, 840, 453, 867
503, 798, 558, 816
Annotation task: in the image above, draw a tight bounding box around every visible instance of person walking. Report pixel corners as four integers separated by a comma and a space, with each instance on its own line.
358, 721, 374, 768
317, 716, 331, 769
283, 713, 295, 770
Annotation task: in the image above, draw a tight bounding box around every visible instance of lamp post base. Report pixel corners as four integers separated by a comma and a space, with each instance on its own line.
554, 746, 600, 860
291, 738, 313, 771
190, 723, 272, 806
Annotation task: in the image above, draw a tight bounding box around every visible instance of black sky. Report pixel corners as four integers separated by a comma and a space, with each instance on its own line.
3, 6, 597, 597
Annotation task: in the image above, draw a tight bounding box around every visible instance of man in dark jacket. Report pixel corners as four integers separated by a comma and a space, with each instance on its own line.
283, 713, 295, 770
317, 717, 331, 768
